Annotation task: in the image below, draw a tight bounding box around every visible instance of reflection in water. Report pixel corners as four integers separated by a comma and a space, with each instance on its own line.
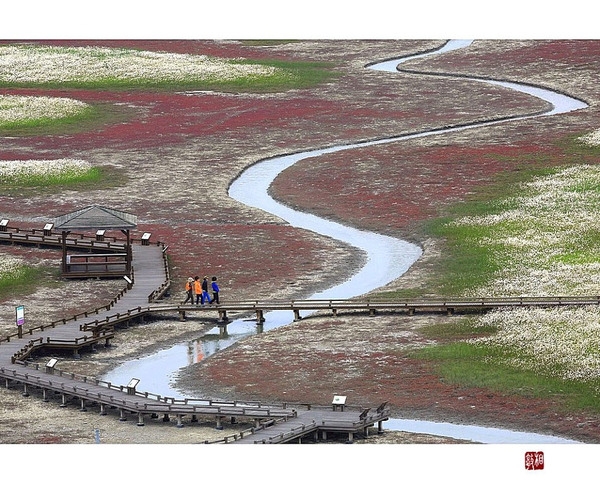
102, 40, 588, 443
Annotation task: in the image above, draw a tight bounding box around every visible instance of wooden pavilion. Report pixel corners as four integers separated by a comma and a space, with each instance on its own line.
53, 205, 138, 278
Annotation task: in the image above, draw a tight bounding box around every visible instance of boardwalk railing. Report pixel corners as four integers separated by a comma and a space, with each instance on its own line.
1, 360, 297, 422
164, 294, 600, 323
6, 294, 600, 362
0, 224, 126, 251
0, 276, 134, 345
147, 243, 171, 303
254, 421, 319, 444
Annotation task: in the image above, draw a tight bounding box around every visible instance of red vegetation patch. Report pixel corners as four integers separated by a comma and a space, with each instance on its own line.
270, 141, 576, 236
144, 222, 354, 300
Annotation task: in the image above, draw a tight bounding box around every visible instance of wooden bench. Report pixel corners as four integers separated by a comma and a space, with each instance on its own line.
65, 253, 128, 274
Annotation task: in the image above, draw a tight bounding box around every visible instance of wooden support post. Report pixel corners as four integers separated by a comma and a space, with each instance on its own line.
293, 309, 301, 321
369, 308, 377, 316
80, 399, 87, 412
447, 307, 454, 315
322, 430, 327, 441
60, 394, 67, 407
137, 413, 145, 427
42, 388, 49, 402
219, 324, 228, 337
378, 421, 384, 433
347, 432, 354, 443
191, 415, 198, 423
162, 414, 170, 422
179, 310, 185, 321
408, 307, 415, 315
215, 416, 223, 430
256, 310, 265, 323
176, 415, 184, 428
99, 403, 107, 416
22, 383, 29, 397
218, 310, 228, 322
73, 348, 80, 359
254, 419, 261, 429
119, 409, 127, 421
332, 308, 338, 317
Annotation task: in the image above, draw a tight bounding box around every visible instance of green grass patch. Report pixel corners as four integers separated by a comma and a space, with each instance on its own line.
0, 265, 45, 299
419, 317, 497, 339
380, 134, 600, 299
375, 133, 600, 414
0, 101, 132, 137
0, 59, 337, 94
412, 341, 600, 412
3, 167, 102, 187
0, 103, 96, 131
0, 166, 126, 195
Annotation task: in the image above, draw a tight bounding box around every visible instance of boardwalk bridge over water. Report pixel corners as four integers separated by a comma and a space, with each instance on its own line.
2, 219, 600, 443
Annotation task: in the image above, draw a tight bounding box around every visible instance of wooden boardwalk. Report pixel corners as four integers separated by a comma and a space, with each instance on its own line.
0, 225, 391, 442
3, 222, 600, 443
223, 403, 390, 444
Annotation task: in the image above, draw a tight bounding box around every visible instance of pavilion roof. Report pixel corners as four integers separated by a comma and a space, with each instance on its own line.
54, 205, 138, 230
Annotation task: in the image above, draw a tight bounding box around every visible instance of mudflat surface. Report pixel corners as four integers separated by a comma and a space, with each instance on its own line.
1, 40, 600, 445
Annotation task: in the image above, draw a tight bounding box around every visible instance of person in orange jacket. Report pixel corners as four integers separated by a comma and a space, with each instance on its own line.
182, 277, 194, 305
193, 275, 202, 305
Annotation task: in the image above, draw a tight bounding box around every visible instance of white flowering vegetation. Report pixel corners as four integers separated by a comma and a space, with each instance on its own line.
0, 44, 286, 88
446, 158, 600, 383
454, 164, 600, 298
0, 94, 91, 129
577, 128, 600, 147
0, 256, 24, 277
0, 159, 96, 185
0, 255, 28, 289
473, 306, 600, 381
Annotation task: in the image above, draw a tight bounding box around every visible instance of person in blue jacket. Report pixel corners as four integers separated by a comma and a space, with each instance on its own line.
211, 276, 220, 304
201, 276, 212, 305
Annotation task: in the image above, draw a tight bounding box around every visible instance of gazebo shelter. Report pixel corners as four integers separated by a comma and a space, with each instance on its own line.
54, 205, 138, 279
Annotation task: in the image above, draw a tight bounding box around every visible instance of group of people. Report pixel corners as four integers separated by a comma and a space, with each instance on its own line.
182, 275, 220, 306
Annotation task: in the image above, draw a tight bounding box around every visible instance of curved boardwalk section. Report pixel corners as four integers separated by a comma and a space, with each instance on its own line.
0, 227, 304, 440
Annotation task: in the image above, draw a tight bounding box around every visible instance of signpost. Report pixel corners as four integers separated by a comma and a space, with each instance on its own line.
15, 305, 24, 338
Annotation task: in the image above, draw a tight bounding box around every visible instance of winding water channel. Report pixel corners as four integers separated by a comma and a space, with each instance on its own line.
104, 40, 587, 443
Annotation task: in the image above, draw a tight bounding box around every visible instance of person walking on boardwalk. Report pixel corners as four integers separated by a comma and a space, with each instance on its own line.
193, 275, 202, 305
201, 275, 213, 305
182, 277, 194, 305
211, 276, 220, 304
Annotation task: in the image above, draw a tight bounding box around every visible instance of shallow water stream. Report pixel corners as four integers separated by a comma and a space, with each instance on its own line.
103, 40, 587, 443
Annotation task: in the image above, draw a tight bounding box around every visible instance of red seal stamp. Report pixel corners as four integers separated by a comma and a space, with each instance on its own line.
525, 451, 544, 470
